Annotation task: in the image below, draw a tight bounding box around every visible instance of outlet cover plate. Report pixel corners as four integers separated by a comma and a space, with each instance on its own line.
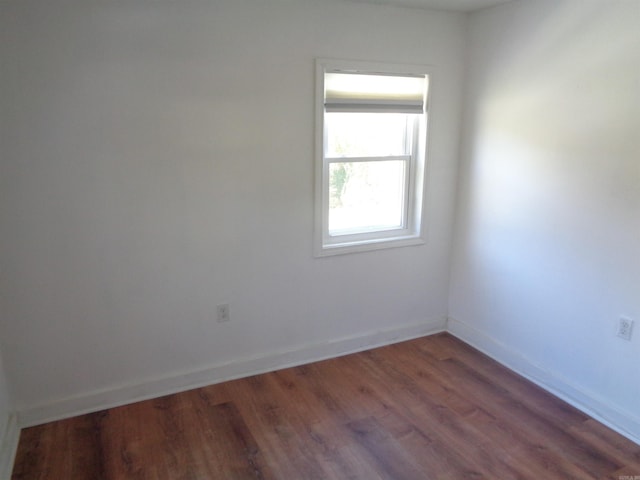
217, 304, 230, 323
617, 317, 634, 341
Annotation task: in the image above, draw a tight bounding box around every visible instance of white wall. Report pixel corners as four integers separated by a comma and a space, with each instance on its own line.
0, 356, 9, 441
0, 348, 17, 477
0, 0, 465, 422
450, 0, 640, 439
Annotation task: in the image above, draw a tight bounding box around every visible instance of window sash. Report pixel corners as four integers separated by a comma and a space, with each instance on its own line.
325, 155, 411, 164
325, 111, 415, 158
322, 117, 419, 243
323, 155, 413, 241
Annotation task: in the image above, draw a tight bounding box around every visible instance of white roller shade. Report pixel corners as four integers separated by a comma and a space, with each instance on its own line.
324, 72, 427, 114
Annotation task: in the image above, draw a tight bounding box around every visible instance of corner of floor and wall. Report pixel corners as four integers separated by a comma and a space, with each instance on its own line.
1, 0, 639, 475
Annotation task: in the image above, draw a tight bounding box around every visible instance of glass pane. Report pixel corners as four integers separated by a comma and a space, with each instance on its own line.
329, 160, 406, 235
326, 113, 412, 157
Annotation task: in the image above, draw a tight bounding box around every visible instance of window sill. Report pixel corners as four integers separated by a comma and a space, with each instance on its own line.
315, 234, 425, 257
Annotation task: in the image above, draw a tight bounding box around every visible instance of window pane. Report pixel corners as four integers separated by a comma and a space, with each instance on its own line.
326, 113, 412, 157
328, 160, 406, 235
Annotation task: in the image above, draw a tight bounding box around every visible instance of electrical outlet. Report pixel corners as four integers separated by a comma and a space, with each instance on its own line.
617, 317, 634, 341
216, 304, 230, 323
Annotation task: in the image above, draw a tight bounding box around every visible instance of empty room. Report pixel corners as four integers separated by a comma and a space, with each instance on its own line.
1, 0, 638, 478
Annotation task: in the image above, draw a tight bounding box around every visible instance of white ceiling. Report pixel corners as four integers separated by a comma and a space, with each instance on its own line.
343, 0, 514, 12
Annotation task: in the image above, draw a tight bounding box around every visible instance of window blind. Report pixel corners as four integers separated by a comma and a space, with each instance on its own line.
324, 72, 427, 114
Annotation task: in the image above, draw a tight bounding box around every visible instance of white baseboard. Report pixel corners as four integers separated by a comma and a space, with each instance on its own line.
18, 318, 446, 428
447, 316, 640, 446
0, 413, 19, 479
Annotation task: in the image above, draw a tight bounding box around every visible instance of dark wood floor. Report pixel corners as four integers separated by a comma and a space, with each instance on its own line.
12, 333, 640, 479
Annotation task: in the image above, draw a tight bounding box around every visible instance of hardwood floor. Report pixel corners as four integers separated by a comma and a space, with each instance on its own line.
11, 333, 640, 479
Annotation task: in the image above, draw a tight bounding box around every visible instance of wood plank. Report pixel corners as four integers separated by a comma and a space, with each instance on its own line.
374, 407, 484, 479
568, 419, 640, 471
222, 374, 331, 479
420, 335, 590, 428
425, 354, 622, 478
354, 347, 535, 479
12, 334, 639, 479
374, 342, 598, 479
12, 422, 64, 480
346, 416, 427, 480
99, 399, 163, 480
199, 400, 273, 480
362, 347, 566, 478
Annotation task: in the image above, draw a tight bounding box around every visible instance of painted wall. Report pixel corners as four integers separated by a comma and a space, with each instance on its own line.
0, 0, 465, 420
450, 0, 640, 437
0, 347, 17, 477
0, 355, 9, 431
0, 351, 11, 440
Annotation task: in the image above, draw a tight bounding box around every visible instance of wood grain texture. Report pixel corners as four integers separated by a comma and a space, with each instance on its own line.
11, 333, 640, 479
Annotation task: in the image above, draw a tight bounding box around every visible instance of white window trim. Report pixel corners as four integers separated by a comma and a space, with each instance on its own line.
314, 58, 432, 257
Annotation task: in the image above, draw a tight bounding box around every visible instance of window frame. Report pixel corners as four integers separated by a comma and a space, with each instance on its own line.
314, 59, 431, 257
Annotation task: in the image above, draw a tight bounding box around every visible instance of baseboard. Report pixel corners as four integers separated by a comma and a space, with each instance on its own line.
0, 413, 19, 479
447, 316, 640, 446
18, 318, 446, 428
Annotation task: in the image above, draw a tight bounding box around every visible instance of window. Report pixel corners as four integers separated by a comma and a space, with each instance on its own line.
314, 59, 430, 256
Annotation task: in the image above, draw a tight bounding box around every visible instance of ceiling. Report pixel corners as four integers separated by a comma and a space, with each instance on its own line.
342, 0, 514, 12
